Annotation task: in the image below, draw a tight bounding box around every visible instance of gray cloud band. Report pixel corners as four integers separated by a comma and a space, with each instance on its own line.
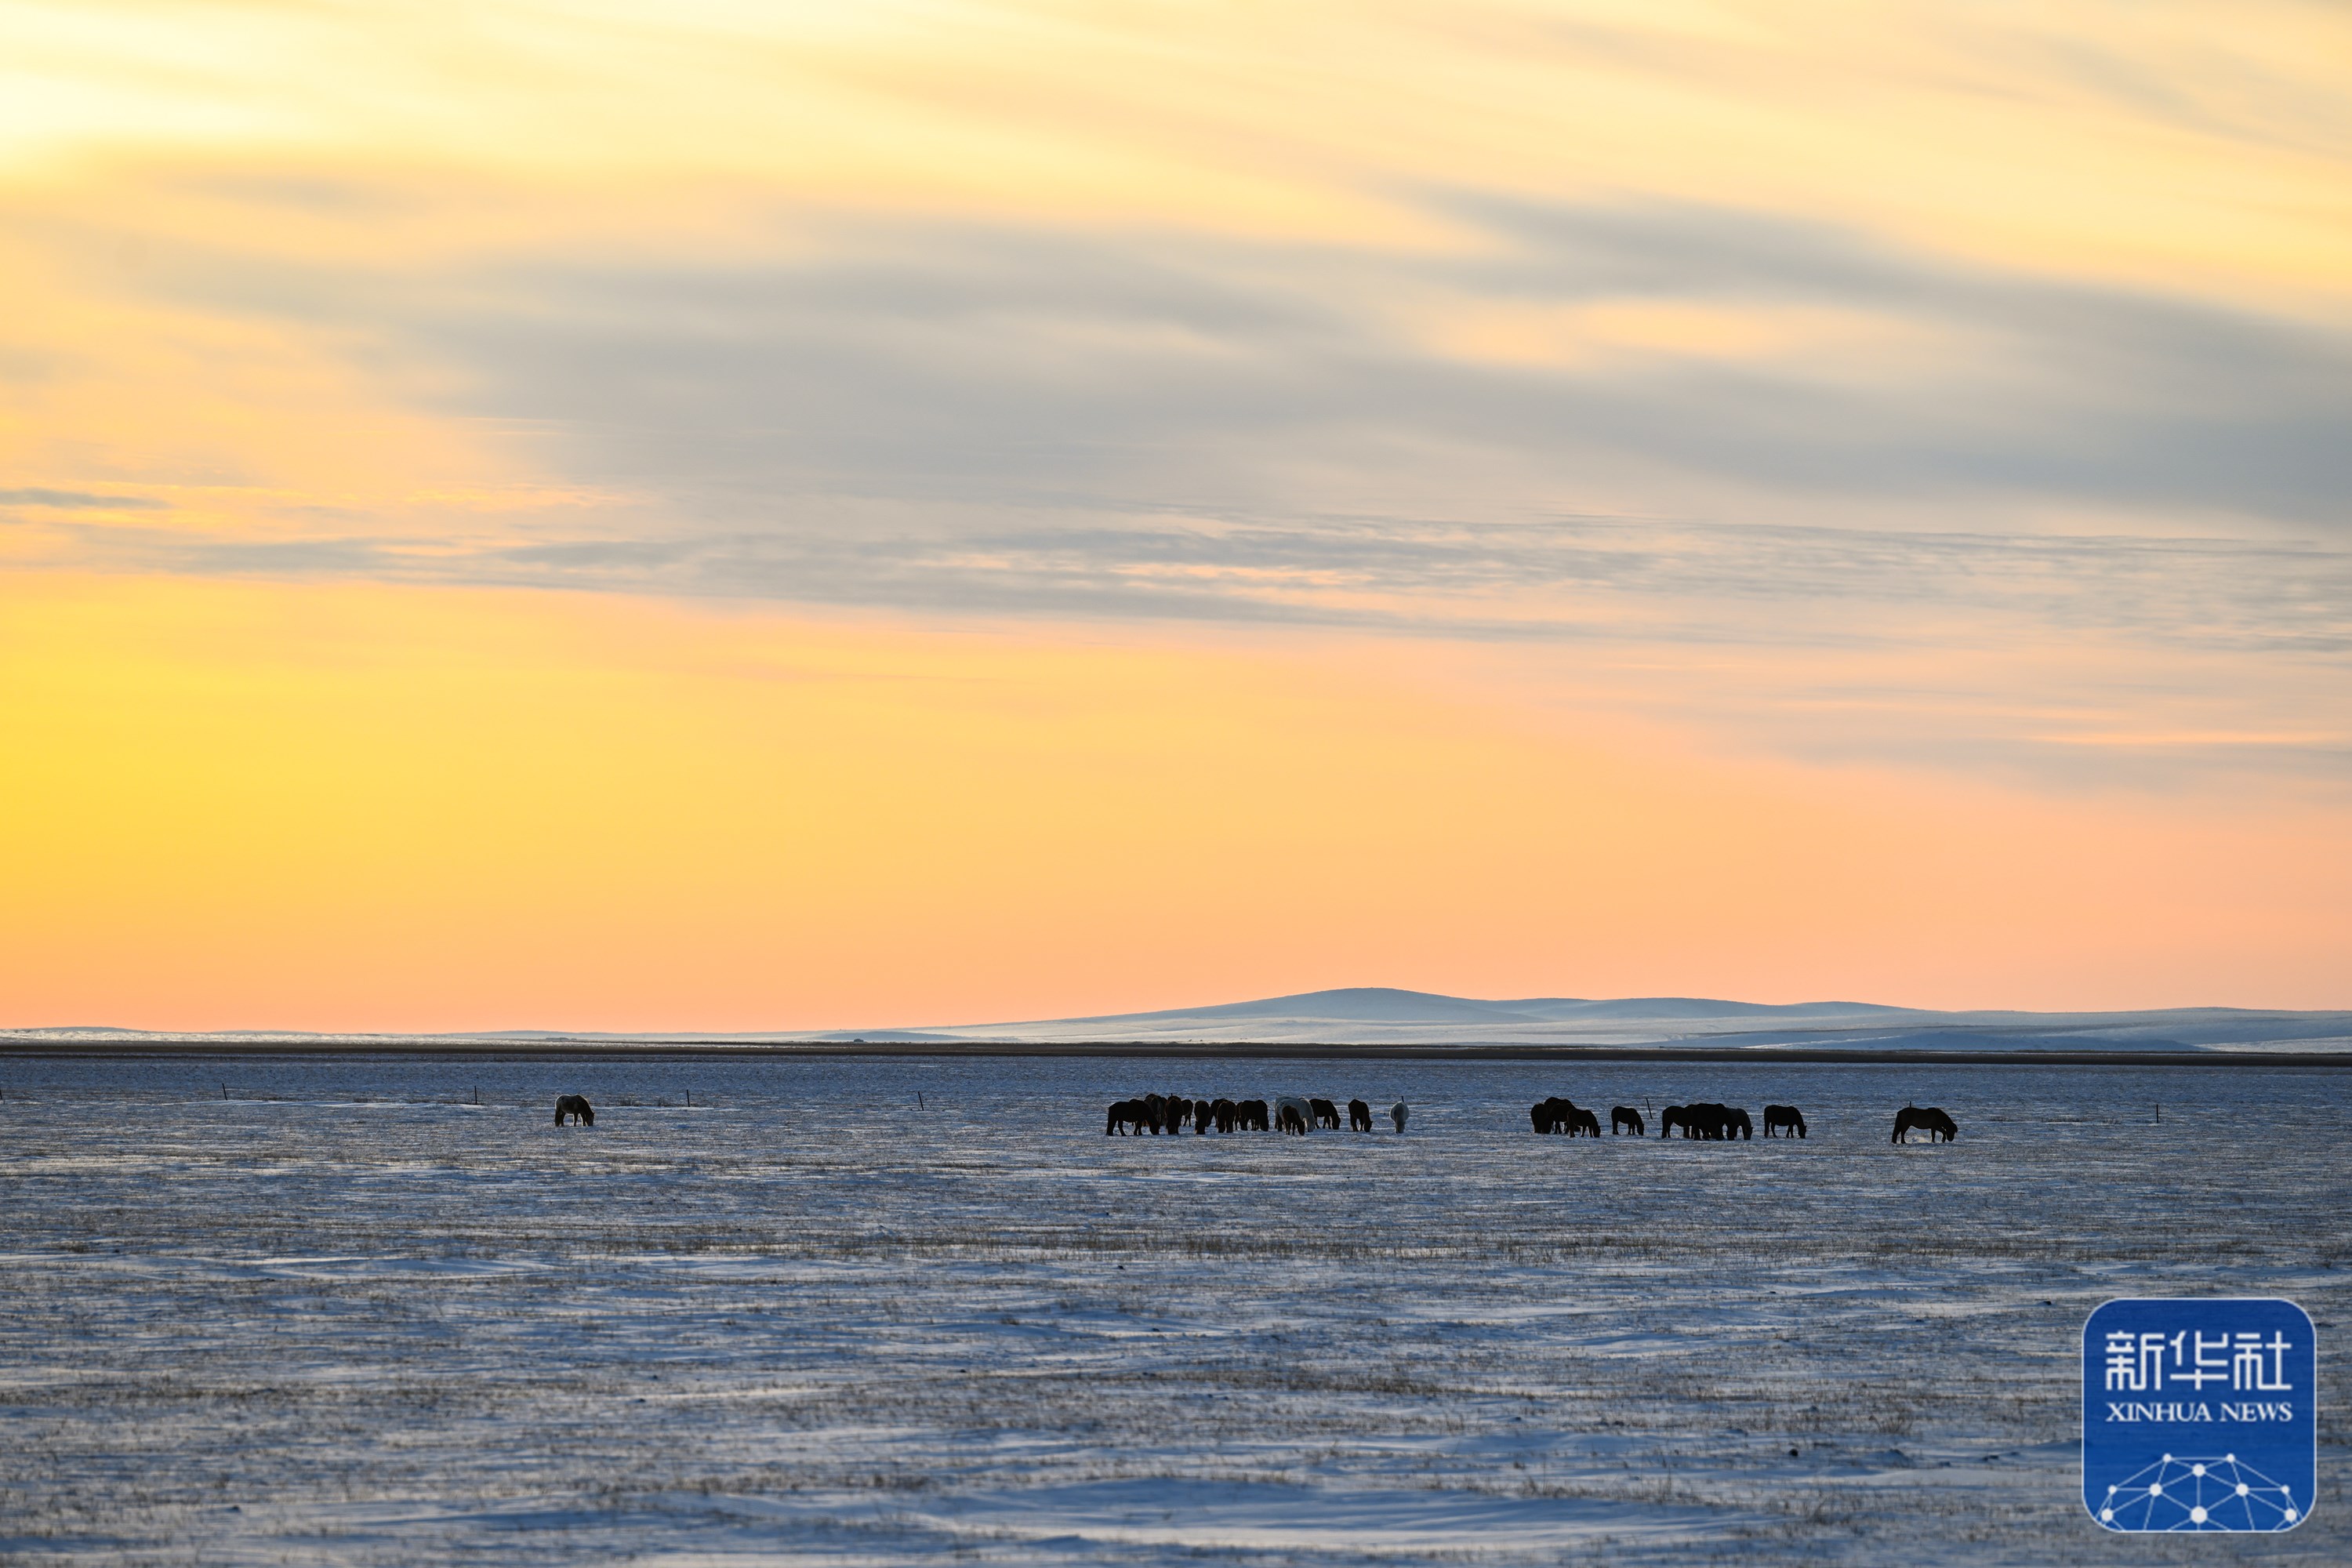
31, 195, 2352, 786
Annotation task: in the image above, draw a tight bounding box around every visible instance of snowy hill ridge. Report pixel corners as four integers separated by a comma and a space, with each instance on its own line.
1051, 987, 1911, 1025
895, 987, 2352, 1052
9, 987, 2350, 1054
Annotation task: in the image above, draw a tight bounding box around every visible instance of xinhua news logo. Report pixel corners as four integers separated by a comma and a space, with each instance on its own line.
2082, 1298, 2314, 1532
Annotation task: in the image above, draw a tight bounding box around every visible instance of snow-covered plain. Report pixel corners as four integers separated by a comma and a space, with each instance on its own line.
1, 1054, 2344, 1565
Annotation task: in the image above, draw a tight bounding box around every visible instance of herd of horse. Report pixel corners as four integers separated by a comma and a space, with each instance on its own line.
1530, 1098, 1799, 1139
1532, 1098, 1955, 1142
1090, 1093, 1959, 1142
1104, 1094, 1408, 1136
547, 1090, 1958, 1143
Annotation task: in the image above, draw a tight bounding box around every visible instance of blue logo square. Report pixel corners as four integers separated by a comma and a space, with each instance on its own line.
2082, 1298, 2314, 1531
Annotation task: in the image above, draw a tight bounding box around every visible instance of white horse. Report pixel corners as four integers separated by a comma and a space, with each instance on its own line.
1273, 1095, 1316, 1134
1390, 1102, 1408, 1133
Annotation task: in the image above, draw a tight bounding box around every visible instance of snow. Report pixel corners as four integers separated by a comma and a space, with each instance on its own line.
0, 1053, 2344, 1563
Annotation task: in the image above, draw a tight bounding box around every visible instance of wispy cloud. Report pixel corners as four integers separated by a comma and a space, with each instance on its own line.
100, 199, 2344, 627
1, 487, 168, 510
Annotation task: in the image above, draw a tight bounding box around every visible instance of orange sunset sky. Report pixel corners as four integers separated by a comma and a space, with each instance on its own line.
4, 1, 2350, 1031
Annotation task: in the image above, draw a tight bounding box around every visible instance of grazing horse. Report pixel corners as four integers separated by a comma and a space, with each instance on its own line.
1674, 1102, 1735, 1139
1610, 1105, 1644, 1136
1274, 1097, 1313, 1135
1210, 1098, 1237, 1133
1566, 1105, 1602, 1138
1234, 1098, 1270, 1132
1762, 1105, 1806, 1138
1531, 1096, 1587, 1134
1309, 1098, 1341, 1130
1657, 1105, 1688, 1138
1892, 1105, 1958, 1143
1687, 1102, 1751, 1140
1105, 1098, 1149, 1134
1348, 1098, 1373, 1132
553, 1094, 595, 1126
1390, 1102, 1408, 1134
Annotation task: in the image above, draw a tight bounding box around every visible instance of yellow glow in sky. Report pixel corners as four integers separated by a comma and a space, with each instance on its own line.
3, 573, 2346, 1029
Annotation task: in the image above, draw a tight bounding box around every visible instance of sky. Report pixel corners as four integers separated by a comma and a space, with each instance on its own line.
4, 0, 2350, 1030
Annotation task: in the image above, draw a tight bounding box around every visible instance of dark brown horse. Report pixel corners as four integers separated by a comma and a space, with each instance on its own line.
1348, 1098, 1373, 1132
1610, 1105, 1644, 1136
1892, 1105, 1958, 1143
554, 1094, 595, 1126
1679, 1102, 1727, 1138
1762, 1105, 1806, 1138
1532, 1096, 1598, 1135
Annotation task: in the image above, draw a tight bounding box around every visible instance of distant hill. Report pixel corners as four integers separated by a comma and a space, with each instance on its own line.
9, 989, 2348, 1055
868, 989, 2352, 1052
1051, 987, 1908, 1026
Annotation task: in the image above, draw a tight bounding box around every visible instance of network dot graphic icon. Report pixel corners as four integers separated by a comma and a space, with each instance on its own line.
2097, 1454, 2299, 1531
2083, 1298, 2314, 1534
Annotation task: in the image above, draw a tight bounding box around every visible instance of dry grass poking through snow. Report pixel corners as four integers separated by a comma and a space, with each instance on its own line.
0, 1054, 2344, 1565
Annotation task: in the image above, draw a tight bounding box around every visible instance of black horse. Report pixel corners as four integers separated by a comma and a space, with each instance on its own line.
1275, 1101, 1311, 1135
1610, 1105, 1644, 1136
1390, 1102, 1408, 1133
1657, 1105, 1687, 1138
1892, 1105, 1958, 1143
1674, 1103, 1751, 1140
1762, 1105, 1806, 1138
1234, 1098, 1270, 1132
1105, 1098, 1149, 1134
1677, 1102, 1725, 1138
1348, 1098, 1373, 1132
554, 1094, 595, 1126
1532, 1096, 1593, 1134
1309, 1098, 1341, 1130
